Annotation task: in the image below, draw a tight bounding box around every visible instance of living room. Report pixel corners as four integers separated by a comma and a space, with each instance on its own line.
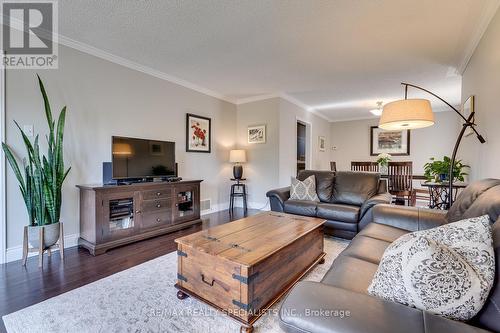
1, 1, 500, 332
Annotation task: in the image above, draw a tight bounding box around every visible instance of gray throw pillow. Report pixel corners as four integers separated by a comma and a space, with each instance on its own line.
290, 175, 319, 202
367, 215, 494, 321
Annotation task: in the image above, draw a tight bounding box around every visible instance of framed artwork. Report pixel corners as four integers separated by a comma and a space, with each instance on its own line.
370, 126, 410, 156
318, 136, 326, 152
462, 95, 475, 137
186, 113, 211, 153
248, 125, 266, 144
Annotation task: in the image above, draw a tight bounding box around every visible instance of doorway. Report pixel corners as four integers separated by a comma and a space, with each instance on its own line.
296, 121, 307, 175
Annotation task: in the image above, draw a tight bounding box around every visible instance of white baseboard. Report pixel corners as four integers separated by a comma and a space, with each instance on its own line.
200, 200, 269, 216
5, 233, 80, 263
200, 202, 230, 216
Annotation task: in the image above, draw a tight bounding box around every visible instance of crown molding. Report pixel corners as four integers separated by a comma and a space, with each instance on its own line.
279, 93, 333, 122
235, 93, 280, 104
57, 34, 237, 104
236, 92, 333, 122
458, 0, 500, 74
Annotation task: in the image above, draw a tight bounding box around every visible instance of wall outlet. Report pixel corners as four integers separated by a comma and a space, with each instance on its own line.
23, 125, 34, 137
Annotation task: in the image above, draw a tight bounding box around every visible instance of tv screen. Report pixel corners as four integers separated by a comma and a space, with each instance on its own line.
112, 136, 176, 179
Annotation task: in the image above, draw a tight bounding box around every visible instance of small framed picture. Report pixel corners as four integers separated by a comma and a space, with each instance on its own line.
186, 113, 211, 153
370, 126, 410, 156
248, 125, 266, 144
462, 95, 475, 137
318, 136, 326, 152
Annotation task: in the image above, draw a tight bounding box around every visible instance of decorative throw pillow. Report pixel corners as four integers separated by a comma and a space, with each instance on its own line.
367, 215, 495, 321
290, 175, 320, 202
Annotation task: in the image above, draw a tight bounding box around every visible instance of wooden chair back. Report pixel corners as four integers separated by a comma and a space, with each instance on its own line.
351, 161, 379, 172
330, 161, 337, 173
388, 161, 413, 194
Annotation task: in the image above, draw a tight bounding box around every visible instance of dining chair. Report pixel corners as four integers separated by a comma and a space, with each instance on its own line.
351, 161, 379, 172
330, 161, 337, 173
387, 161, 413, 205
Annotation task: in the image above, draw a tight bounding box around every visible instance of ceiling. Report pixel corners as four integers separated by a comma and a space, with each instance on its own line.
58, 0, 500, 121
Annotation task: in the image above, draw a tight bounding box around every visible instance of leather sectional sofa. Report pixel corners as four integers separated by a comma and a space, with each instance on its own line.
266, 170, 392, 239
279, 178, 500, 333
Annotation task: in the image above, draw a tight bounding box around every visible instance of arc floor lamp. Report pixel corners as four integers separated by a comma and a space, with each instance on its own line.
379, 83, 486, 209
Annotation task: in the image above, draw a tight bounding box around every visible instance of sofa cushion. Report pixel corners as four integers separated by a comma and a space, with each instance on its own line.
473, 217, 500, 332
368, 215, 495, 321
341, 235, 391, 264
298, 170, 335, 202
290, 175, 319, 202
358, 222, 409, 243
317, 203, 359, 223
283, 200, 317, 217
321, 255, 379, 294
332, 171, 380, 206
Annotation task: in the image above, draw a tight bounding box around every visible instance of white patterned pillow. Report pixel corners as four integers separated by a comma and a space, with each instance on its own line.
367, 215, 494, 321
290, 175, 320, 202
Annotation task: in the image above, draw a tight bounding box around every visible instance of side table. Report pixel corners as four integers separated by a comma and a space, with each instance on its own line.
230, 178, 248, 214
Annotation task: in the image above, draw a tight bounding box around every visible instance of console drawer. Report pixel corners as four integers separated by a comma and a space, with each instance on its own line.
141, 211, 172, 229
142, 199, 171, 212
143, 188, 172, 200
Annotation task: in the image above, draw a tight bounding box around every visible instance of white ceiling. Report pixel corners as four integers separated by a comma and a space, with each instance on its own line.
58, 0, 500, 121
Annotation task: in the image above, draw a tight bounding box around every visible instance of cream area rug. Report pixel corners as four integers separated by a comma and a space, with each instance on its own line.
2, 237, 348, 333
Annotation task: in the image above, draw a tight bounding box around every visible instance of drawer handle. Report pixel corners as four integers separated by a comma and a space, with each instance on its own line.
200, 274, 215, 287
156, 204, 161, 208
156, 218, 161, 222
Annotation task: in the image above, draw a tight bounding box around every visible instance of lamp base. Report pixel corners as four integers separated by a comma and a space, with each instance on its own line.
233, 165, 243, 180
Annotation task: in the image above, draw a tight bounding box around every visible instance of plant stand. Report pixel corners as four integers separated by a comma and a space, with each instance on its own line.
22, 223, 64, 267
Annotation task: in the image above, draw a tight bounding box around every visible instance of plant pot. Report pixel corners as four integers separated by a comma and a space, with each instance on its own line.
28, 223, 60, 248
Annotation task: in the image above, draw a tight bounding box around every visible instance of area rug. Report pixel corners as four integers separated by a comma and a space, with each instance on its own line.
2, 236, 348, 333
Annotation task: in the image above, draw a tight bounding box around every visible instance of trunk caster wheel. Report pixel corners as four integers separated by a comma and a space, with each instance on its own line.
177, 290, 189, 300
240, 325, 253, 333
318, 257, 325, 264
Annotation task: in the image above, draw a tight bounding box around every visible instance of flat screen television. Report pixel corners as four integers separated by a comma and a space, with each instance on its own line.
112, 136, 176, 180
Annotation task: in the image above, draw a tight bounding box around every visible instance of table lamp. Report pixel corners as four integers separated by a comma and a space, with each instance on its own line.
229, 149, 246, 180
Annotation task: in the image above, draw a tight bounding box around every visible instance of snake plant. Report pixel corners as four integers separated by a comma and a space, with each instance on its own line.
2, 75, 70, 226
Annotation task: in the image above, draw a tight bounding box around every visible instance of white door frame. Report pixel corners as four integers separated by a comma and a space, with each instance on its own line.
296, 117, 313, 171
0, 54, 6, 264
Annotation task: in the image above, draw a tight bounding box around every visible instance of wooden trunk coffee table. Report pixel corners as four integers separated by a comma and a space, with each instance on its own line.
175, 212, 326, 332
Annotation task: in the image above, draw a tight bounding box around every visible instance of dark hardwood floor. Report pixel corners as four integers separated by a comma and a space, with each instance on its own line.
0, 208, 259, 332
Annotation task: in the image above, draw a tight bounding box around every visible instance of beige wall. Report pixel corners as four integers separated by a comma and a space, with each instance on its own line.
330, 112, 458, 174
5, 45, 237, 250
460, 8, 500, 181
278, 99, 331, 186
236, 98, 280, 208
236, 98, 331, 207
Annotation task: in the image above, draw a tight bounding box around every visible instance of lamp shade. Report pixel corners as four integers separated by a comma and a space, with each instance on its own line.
112, 143, 133, 155
229, 149, 246, 163
379, 99, 434, 130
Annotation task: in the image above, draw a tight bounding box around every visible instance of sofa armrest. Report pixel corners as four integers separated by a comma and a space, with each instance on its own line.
358, 193, 393, 230
372, 204, 448, 232
266, 186, 290, 212
279, 282, 488, 333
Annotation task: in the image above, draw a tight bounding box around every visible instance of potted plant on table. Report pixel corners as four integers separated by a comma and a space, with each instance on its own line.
2, 75, 70, 265
423, 156, 468, 182
376, 153, 391, 174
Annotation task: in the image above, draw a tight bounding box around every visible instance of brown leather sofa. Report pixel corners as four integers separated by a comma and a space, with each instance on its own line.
279, 179, 500, 333
266, 170, 392, 239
